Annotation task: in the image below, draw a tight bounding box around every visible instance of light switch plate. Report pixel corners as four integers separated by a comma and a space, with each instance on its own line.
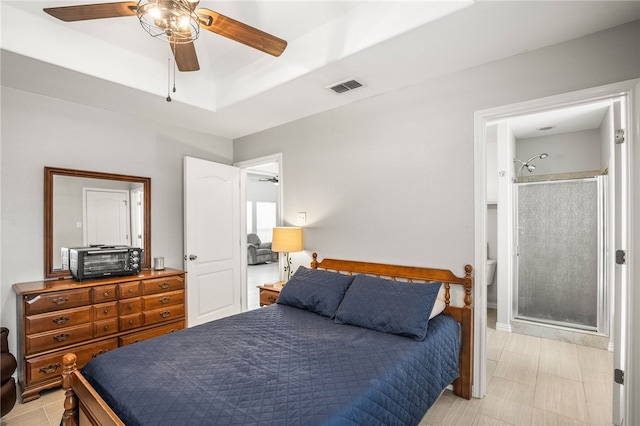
297, 212, 306, 225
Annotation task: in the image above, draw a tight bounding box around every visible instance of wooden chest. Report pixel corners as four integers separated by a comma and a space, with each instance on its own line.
13, 269, 186, 402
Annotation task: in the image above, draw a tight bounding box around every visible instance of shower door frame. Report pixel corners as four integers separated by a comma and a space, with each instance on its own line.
513, 176, 609, 335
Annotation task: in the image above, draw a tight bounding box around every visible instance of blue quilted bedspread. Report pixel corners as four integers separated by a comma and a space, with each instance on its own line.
81, 305, 460, 425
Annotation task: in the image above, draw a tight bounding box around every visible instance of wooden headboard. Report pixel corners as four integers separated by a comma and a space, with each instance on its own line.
310, 252, 474, 399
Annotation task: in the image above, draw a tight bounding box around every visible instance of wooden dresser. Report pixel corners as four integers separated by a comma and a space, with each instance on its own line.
13, 269, 186, 402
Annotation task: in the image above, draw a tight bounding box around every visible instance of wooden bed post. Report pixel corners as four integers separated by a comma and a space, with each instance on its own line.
61, 353, 79, 426
452, 264, 474, 399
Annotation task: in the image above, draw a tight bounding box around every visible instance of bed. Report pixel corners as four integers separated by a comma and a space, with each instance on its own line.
60, 254, 474, 425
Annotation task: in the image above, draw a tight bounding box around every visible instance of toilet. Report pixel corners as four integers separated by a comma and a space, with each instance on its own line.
486, 259, 497, 285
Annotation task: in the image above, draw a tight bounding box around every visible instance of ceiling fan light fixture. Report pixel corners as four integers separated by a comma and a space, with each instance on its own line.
137, 0, 200, 43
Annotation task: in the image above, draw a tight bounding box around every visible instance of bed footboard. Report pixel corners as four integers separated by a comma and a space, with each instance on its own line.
62, 353, 124, 426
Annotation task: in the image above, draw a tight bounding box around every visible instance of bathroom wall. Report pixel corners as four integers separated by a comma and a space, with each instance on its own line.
487, 204, 498, 307
515, 128, 602, 175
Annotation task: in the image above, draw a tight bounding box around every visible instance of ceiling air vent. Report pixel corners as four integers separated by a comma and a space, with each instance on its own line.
327, 79, 364, 94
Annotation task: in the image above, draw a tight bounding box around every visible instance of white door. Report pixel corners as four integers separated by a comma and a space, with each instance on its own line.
184, 156, 242, 327
130, 188, 145, 250
612, 98, 629, 426
84, 189, 130, 246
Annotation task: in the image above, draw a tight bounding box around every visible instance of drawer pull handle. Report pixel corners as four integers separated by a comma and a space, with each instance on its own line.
160, 311, 171, 318
103, 292, 109, 297
103, 309, 109, 314
268, 296, 277, 302
52, 316, 70, 325
128, 288, 135, 293
103, 325, 110, 331
159, 282, 170, 289
39, 363, 61, 374
92, 349, 109, 358
53, 333, 70, 342
132, 339, 143, 344
168, 329, 179, 333
52, 297, 68, 305
159, 297, 171, 304
129, 320, 134, 325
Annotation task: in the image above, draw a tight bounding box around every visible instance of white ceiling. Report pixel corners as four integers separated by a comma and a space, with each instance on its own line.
504, 101, 613, 139
2, 1, 639, 139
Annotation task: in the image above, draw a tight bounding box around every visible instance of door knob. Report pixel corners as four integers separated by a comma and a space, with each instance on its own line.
189, 254, 198, 261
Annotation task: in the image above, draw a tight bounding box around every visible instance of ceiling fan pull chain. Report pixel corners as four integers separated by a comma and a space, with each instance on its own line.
166, 57, 172, 102
173, 50, 177, 94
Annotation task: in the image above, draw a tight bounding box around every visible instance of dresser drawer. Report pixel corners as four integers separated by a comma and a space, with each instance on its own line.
118, 281, 141, 298
142, 290, 184, 310
26, 338, 118, 383
25, 306, 92, 334
119, 313, 143, 331
119, 320, 185, 346
93, 301, 118, 320
142, 276, 184, 295
94, 318, 118, 338
26, 323, 93, 354
143, 305, 185, 326
24, 288, 92, 315
93, 284, 118, 303
119, 297, 142, 315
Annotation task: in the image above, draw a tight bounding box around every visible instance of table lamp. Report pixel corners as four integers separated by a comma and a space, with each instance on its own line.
272, 227, 304, 280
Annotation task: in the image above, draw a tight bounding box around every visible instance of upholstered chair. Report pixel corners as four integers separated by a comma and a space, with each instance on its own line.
1, 327, 17, 417
247, 233, 276, 265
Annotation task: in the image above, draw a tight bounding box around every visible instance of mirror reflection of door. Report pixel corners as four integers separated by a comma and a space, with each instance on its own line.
83, 188, 130, 246
130, 188, 145, 249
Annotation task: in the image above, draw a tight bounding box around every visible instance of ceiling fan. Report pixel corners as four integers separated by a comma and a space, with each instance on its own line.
250, 176, 279, 184
43, 0, 288, 72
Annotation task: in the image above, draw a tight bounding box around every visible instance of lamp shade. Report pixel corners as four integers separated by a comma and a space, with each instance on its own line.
272, 227, 303, 253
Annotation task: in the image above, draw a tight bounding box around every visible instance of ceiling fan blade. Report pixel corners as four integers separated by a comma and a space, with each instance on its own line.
170, 38, 200, 72
44, 1, 138, 22
196, 8, 287, 57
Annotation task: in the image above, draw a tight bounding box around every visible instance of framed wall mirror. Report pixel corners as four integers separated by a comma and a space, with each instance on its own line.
45, 167, 151, 279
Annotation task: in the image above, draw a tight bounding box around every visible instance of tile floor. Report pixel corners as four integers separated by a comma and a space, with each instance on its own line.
2, 309, 613, 426
420, 309, 613, 426
1, 388, 64, 426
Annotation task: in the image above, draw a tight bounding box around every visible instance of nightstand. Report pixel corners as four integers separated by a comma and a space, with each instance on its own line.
257, 281, 284, 306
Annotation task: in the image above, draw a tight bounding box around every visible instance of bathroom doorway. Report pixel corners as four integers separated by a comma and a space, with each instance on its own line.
474, 79, 637, 408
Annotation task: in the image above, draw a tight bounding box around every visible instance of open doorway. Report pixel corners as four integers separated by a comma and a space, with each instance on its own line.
474, 80, 637, 420
235, 154, 283, 310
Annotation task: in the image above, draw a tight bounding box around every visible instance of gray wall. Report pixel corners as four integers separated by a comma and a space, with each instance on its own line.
233, 21, 640, 275
246, 173, 280, 242
1, 87, 233, 351
516, 129, 602, 176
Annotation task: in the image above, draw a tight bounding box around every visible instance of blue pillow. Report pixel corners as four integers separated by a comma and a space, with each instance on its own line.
277, 266, 355, 317
334, 275, 442, 340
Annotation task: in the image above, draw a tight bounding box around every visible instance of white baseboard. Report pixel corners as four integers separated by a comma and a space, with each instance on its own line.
496, 322, 512, 333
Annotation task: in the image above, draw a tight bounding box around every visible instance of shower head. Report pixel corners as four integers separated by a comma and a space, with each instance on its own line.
524, 153, 549, 164
514, 152, 548, 179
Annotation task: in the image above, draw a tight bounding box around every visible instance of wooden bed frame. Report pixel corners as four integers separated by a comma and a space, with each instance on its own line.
60, 254, 473, 425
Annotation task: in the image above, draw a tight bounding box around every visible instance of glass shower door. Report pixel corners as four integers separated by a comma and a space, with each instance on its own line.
515, 177, 605, 332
